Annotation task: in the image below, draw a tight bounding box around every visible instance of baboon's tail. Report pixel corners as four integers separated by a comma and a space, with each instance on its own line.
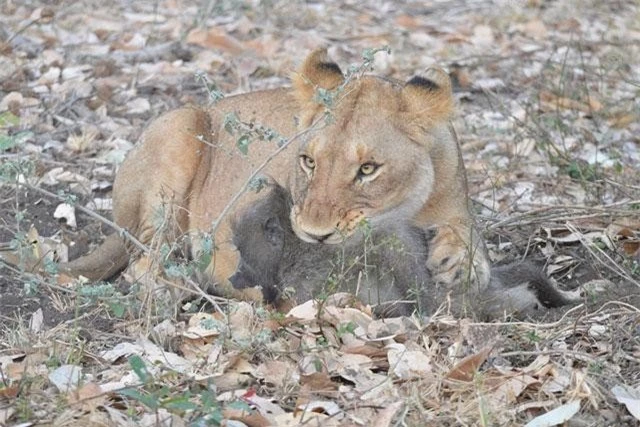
482, 262, 579, 318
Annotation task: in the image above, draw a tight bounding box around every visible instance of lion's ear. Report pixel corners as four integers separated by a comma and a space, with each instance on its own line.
402, 67, 454, 123
292, 48, 344, 107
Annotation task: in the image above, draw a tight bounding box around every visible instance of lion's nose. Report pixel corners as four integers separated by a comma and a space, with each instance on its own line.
305, 232, 334, 243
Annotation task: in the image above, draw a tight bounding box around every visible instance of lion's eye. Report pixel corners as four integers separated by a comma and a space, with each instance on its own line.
300, 155, 315, 171
359, 163, 378, 176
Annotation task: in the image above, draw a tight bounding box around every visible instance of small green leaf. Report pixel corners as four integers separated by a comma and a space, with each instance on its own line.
236, 134, 250, 155
0, 111, 19, 128
163, 396, 198, 411
128, 355, 151, 383
119, 388, 159, 410
0, 131, 31, 151
223, 112, 239, 134
195, 250, 212, 273
0, 134, 17, 151
108, 302, 126, 318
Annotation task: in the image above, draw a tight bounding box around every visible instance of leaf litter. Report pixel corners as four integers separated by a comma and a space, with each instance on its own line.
0, 0, 639, 425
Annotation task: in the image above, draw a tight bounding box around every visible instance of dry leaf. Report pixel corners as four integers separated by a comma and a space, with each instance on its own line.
299, 372, 338, 396
387, 343, 432, 379
524, 400, 581, 427
222, 407, 271, 427
489, 374, 540, 406
186, 27, 244, 53
229, 302, 255, 342
53, 203, 77, 228
242, 392, 286, 419
29, 308, 44, 333
271, 411, 336, 426
612, 384, 640, 421
256, 360, 299, 387
0, 384, 19, 399
395, 15, 421, 29
182, 312, 226, 339
68, 382, 105, 412
111, 32, 147, 51
287, 299, 317, 320
472, 25, 495, 46
372, 401, 404, 427
521, 19, 548, 40
297, 400, 343, 418
126, 97, 151, 115
539, 90, 602, 113
49, 364, 82, 393
446, 346, 492, 382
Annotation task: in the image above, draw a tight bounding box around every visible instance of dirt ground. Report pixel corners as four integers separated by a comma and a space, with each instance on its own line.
1, 0, 639, 425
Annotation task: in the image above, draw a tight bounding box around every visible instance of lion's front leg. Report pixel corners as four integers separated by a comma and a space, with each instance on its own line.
426, 222, 491, 292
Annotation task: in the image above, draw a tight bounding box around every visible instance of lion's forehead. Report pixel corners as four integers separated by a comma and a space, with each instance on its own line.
309, 121, 405, 164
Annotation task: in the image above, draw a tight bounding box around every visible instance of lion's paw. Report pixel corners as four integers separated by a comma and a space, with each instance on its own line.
426, 225, 490, 290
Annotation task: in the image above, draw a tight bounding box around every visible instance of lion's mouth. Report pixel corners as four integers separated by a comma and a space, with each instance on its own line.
297, 230, 346, 244
292, 224, 346, 245
290, 209, 349, 245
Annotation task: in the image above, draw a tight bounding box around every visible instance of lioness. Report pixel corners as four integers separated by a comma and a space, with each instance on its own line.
62, 48, 490, 296
229, 183, 577, 320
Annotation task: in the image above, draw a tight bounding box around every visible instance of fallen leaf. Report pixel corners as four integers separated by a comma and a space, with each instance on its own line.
287, 299, 317, 320
111, 32, 147, 51
489, 374, 540, 406
607, 111, 638, 128
612, 384, 640, 421
68, 382, 105, 412
256, 360, 299, 387
387, 343, 432, 379
222, 407, 271, 427
299, 372, 338, 396
524, 400, 581, 427
186, 27, 244, 54
471, 25, 495, 46
29, 308, 44, 333
49, 364, 83, 393
395, 15, 422, 29
446, 346, 492, 382
271, 411, 336, 426
297, 400, 343, 418
229, 302, 255, 342
0, 384, 19, 399
372, 400, 404, 427
539, 90, 602, 113
126, 97, 151, 115
182, 312, 226, 339
0, 406, 16, 424
53, 203, 77, 228
521, 19, 548, 40
242, 393, 286, 418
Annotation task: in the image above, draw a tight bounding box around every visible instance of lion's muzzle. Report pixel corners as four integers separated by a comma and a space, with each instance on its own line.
290, 204, 364, 244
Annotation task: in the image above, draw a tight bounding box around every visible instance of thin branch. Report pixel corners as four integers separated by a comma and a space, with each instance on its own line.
17, 182, 151, 255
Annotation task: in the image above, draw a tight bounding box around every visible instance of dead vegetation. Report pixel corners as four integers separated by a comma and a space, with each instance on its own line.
0, 0, 639, 425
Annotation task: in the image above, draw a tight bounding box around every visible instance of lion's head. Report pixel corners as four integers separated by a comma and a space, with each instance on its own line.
289, 49, 455, 244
